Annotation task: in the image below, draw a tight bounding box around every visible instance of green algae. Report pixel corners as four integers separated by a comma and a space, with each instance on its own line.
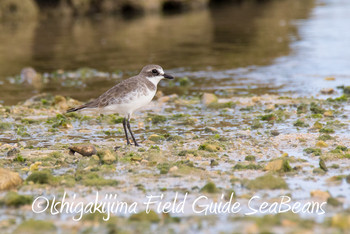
149, 134, 166, 142
303, 148, 322, 156
319, 128, 335, 134
251, 119, 263, 129
310, 102, 325, 114
47, 114, 71, 128
149, 114, 167, 124
319, 158, 328, 172
244, 173, 288, 190
129, 210, 160, 223
178, 149, 198, 157
245, 155, 256, 161
260, 114, 276, 121
13, 219, 56, 234
77, 172, 118, 187
208, 101, 236, 109
1, 191, 33, 207
0, 122, 12, 130
200, 182, 219, 193
293, 119, 309, 127
297, 103, 308, 114
26, 171, 53, 184
233, 163, 262, 170
157, 162, 170, 174
198, 142, 221, 152
317, 134, 333, 141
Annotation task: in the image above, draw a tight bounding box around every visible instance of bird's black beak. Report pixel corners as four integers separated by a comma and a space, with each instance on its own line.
163, 73, 174, 79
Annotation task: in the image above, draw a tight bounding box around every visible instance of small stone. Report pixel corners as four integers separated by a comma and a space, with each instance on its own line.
324, 77, 335, 81
319, 158, 328, 172
264, 159, 283, 172
6, 147, 19, 157
210, 159, 219, 167
316, 141, 328, 148
331, 214, 350, 230
201, 93, 218, 106
101, 150, 117, 165
320, 88, 335, 94
270, 130, 280, 136
251, 96, 261, 103
131, 155, 142, 162
69, 144, 97, 156
264, 159, 292, 172
169, 166, 178, 173
0, 168, 23, 191
54, 95, 68, 110
158, 96, 170, 103
91, 155, 100, 161
310, 190, 330, 201
323, 111, 333, 117
156, 91, 164, 98
204, 127, 218, 133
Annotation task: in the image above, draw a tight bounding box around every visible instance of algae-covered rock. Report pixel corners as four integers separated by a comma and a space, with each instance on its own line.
200, 182, 219, 193
319, 158, 328, 172
316, 141, 328, 148
148, 134, 165, 143
26, 171, 52, 184
310, 190, 330, 201
2, 191, 33, 207
79, 172, 118, 187
0, 168, 22, 190
13, 219, 56, 234
201, 93, 218, 106
264, 159, 292, 172
98, 150, 117, 164
198, 142, 221, 152
331, 214, 350, 230
303, 148, 322, 156
129, 210, 160, 223
312, 121, 323, 129
245, 155, 256, 161
69, 144, 97, 156
245, 174, 288, 190
327, 197, 342, 207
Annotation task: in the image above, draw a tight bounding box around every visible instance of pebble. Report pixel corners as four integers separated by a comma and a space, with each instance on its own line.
201, 93, 217, 106
68, 144, 97, 156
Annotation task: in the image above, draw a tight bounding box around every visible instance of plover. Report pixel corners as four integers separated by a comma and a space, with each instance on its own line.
67, 64, 174, 147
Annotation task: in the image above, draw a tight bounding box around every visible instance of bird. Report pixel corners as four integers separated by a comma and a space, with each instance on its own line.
67, 64, 174, 147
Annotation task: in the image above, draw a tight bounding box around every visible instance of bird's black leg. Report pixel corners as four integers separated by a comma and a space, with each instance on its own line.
123, 117, 131, 145
126, 116, 139, 147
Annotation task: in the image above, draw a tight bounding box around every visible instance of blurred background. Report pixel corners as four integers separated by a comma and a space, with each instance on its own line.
0, 0, 349, 104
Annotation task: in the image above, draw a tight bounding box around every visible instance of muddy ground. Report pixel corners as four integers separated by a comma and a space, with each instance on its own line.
0, 82, 350, 233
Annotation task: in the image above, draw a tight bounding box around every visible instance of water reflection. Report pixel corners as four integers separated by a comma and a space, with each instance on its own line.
0, 0, 315, 104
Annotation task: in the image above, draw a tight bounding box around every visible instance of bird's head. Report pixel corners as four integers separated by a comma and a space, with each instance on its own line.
140, 64, 174, 85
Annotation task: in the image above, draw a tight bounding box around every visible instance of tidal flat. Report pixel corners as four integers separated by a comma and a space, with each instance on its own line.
0, 85, 349, 233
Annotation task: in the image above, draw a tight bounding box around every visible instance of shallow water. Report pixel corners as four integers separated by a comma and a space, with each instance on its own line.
3, 0, 346, 105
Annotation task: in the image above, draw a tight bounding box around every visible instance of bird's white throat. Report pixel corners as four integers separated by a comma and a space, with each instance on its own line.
146, 75, 165, 86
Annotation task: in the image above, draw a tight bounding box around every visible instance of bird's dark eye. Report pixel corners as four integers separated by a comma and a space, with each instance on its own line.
152, 69, 158, 74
